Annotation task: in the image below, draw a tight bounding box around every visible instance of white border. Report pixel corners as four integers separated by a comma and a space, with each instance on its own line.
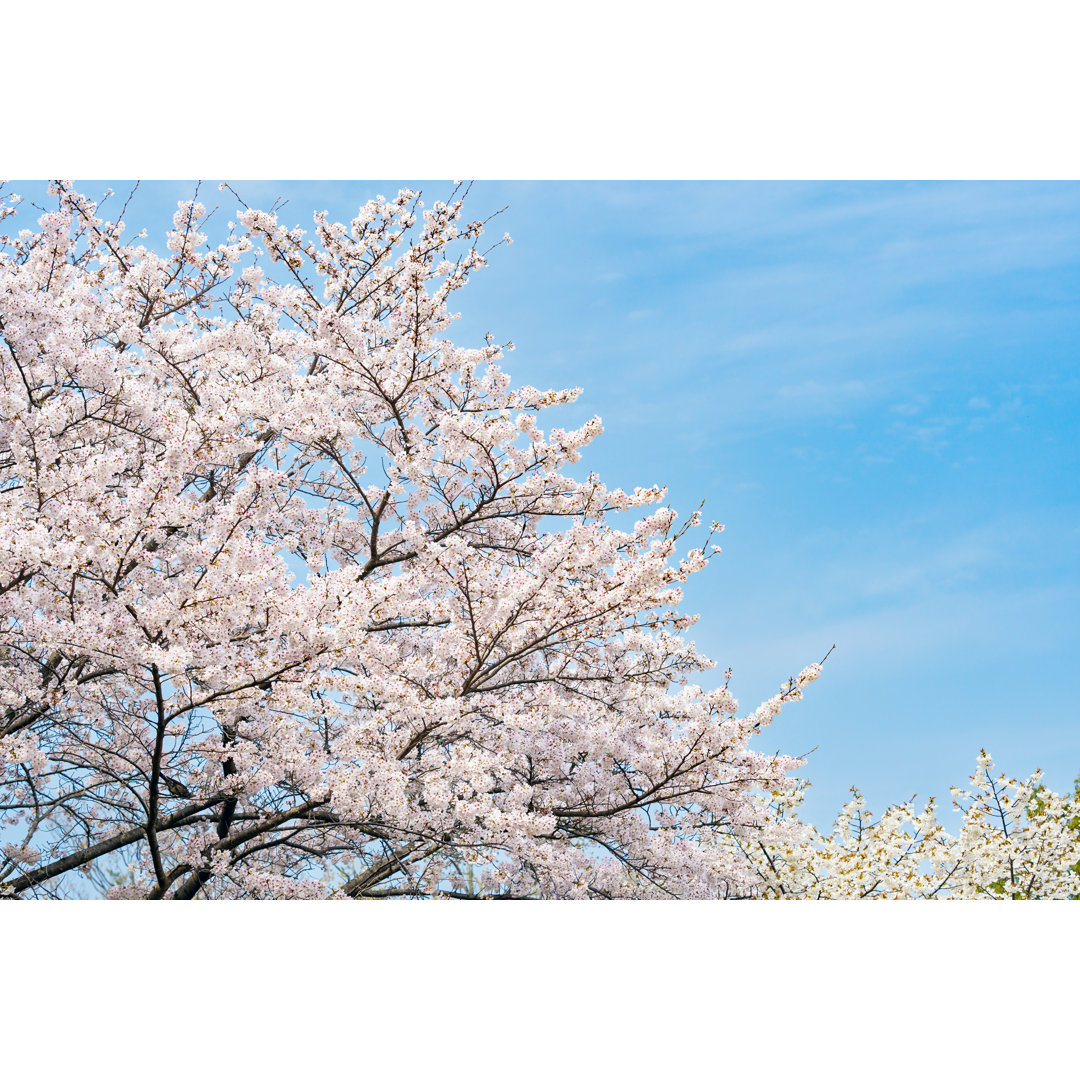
5, 2, 1080, 177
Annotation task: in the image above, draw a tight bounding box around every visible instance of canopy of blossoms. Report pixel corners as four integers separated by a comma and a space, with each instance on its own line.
0, 182, 822, 899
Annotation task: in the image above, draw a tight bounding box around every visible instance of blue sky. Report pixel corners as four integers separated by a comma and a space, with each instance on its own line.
17, 179, 1080, 827
458, 181, 1080, 827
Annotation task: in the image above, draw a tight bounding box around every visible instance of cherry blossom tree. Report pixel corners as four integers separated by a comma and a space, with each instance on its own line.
0, 181, 823, 899
738, 753, 1080, 899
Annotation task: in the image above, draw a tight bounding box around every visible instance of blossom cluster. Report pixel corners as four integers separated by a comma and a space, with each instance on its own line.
0, 182, 822, 899
737, 752, 1080, 899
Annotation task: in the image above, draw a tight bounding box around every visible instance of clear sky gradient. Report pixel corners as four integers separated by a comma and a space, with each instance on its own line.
19, 179, 1080, 827
460, 181, 1080, 827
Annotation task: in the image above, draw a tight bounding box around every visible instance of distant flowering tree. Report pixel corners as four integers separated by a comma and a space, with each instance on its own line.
737, 753, 1080, 899
0, 182, 822, 899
